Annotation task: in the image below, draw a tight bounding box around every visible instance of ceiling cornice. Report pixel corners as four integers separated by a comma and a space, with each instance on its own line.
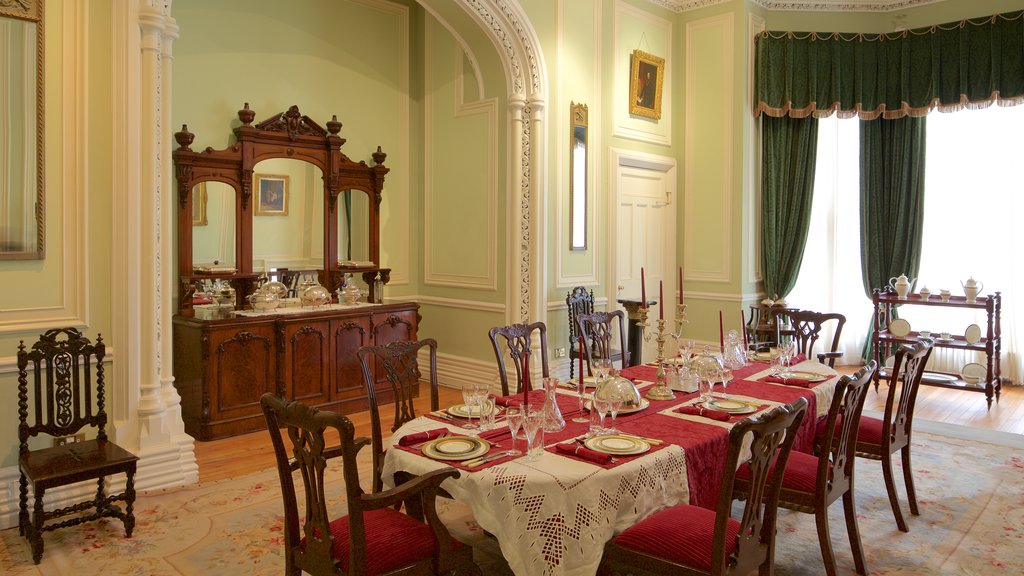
650, 0, 944, 13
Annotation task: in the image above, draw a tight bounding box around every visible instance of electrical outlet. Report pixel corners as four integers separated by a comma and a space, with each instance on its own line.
554, 347, 566, 358
53, 433, 85, 448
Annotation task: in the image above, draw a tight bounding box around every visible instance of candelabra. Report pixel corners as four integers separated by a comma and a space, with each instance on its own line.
640, 306, 679, 401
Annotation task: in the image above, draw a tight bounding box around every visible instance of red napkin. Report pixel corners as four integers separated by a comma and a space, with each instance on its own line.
397, 427, 448, 446
495, 390, 545, 407
478, 427, 511, 441
675, 405, 731, 422
555, 443, 612, 464
761, 375, 814, 388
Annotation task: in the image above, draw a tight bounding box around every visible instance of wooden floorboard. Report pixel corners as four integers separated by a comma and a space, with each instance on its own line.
195, 379, 1022, 482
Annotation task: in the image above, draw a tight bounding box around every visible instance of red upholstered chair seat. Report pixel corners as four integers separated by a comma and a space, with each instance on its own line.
855, 415, 885, 446
307, 508, 460, 576
613, 505, 739, 571
737, 450, 824, 495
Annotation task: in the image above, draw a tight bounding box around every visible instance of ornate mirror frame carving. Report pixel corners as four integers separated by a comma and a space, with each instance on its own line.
0, 0, 44, 259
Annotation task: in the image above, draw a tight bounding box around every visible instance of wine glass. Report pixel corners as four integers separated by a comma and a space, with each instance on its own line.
780, 340, 795, 377
461, 383, 480, 430
769, 347, 783, 377
472, 383, 490, 427
605, 388, 624, 434
523, 409, 544, 461
594, 357, 612, 383
505, 406, 524, 456
572, 377, 590, 423
591, 394, 611, 435
717, 368, 733, 398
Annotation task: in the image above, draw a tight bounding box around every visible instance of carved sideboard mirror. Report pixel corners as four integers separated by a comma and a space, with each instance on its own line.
0, 0, 44, 259
173, 104, 390, 314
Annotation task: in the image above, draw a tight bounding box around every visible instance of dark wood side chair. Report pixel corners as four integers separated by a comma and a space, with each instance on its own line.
735, 362, 876, 576
787, 309, 847, 367
599, 398, 809, 576
856, 339, 933, 532
488, 321, 550, 396
357, 338, 440, 493
566, 286, 595, 380
17, 328, 138, 564
576, 310, 630, 375
260, 394, 479, 576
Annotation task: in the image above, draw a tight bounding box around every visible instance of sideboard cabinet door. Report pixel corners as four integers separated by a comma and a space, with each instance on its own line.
281, 319, 331, 406
330, 316, 372, 403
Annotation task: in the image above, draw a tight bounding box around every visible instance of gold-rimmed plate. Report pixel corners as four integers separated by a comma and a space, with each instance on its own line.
704, 398, 757, 415
585, 398, 651, 414
447, 401, 495, 418
421, 436, 491, 461
782, 371, 828, 383
585, 434, 650, 455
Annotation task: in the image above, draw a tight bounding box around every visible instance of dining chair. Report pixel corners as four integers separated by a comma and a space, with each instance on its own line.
488, 321, 550, 396
787, 309, 847, 367
734, 362, 875, 576
16, 328, 139, 564
575, 310, 630, 375
856, 339, 933, 532
357, 338, 440, 493
566, 287, 627, 379
599, 398, 809, 576
260, 393, 479, 576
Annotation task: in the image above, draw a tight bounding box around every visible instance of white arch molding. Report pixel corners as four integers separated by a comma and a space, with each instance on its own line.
98, 0, 549, 497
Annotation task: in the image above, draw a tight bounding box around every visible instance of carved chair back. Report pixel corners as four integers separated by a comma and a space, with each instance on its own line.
787, 309, 847, 367
566, 287, 595, 378
816, 361, 876, 500
357, 338, 439, 492
488, 322, 550, 396
880, 340, 933, 453
575, 310, 629, 375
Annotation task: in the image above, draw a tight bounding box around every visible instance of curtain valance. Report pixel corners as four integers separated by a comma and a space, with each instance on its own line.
755, 10, 1024, 119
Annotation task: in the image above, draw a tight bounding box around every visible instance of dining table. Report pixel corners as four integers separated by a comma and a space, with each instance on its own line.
381, 357, 839, 576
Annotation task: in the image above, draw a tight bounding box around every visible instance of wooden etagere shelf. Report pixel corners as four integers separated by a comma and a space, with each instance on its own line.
871, 288, 1002, 408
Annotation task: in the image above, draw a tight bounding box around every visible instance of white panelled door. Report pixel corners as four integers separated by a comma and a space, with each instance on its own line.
609, 149, 677, 366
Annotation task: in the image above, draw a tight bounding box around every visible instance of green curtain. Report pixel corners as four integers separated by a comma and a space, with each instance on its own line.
761, 115, 819, 299
859, 116, 927, 359
755, 10, 1024, 119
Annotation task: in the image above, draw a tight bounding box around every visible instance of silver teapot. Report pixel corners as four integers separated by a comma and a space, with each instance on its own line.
247, 287, 280, 312
300, 281, 331, 308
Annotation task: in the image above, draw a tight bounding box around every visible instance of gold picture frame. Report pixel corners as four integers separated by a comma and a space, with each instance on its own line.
629, 49, 665, 120
255, 173, 289, 216
192, 182, 208, 226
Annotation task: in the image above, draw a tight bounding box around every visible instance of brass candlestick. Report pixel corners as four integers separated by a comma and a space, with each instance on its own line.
640, 307, 676, 401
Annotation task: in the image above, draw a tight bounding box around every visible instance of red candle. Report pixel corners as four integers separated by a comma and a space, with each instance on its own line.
678, 266, 684, 304
659, 281, 664, 320
523, 349, 531, 406
640, 267, 647, 307
719, 310, 725, 353
741, 309, 748, 347
579, 334, 586, 386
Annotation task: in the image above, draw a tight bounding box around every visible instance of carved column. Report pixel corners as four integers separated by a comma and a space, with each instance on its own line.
508, 94, 528, 324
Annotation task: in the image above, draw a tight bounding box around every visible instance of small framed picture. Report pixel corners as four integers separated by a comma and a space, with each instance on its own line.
192, 182, 208, 226
629, 49, 665, 120
255, 174, 289, 216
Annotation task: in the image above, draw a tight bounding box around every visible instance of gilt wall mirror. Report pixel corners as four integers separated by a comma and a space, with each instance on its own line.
0, 0, 44, 259
569, 102, 588, 251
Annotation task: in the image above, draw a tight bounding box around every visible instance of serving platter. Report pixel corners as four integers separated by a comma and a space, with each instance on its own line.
584, 434, 650, 455
888, 318, 911, 338
960, 362, 986, 386
422, 436, 491, 461
964, 323, 982, 345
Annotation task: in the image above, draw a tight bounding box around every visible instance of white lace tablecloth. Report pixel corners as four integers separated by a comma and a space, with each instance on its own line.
382, 419, 688, 576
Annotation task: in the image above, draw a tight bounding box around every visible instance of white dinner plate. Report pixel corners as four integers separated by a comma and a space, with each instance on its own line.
585, 398, 650, 414
964, 324, 982, 345
960, 362, 986, 386
447, 400, 495, 418
421, 436, 491, 461
585, 434, 650, 455
888, 318, 911, 338
703, 398, 758, 415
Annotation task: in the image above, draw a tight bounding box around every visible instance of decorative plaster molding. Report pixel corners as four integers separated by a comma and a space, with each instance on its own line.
414, 294, 506, 313
612, 1, 672, 146
647, 0, 942, 12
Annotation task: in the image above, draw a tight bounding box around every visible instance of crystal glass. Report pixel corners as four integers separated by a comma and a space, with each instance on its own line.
505, 406, 524, 456
698, 377, 713, 404
606, 389, 624, 434
572, 377, 589, 423
780, 340, 795, 376
479, 394, 496, 430
461, 383, 480, 430
591, 394, 611, 435
769, 348, 783, 377
523, 410, 544, 461
593, 358, 612, 383
678, 339, 694, 363
716, 368, 733, 398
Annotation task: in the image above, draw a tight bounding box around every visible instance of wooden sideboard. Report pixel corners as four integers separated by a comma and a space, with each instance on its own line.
173, 303, 418, 440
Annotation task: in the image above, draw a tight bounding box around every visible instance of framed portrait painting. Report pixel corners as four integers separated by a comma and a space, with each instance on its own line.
629, 50, 665, 120
192, 182, 207, 226
255, 174, 289, 216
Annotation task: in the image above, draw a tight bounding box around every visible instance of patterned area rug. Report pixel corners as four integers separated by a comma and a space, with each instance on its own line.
2, 425, 1022, 575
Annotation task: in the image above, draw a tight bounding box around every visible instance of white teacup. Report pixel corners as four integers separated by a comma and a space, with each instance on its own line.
918, 330, 931, 338
941, 332, 951, 340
